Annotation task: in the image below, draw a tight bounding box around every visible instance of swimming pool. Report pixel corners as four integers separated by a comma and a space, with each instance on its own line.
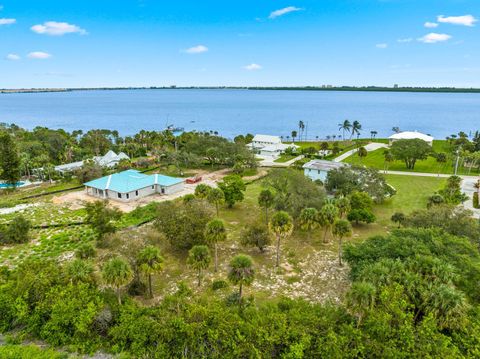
0, 182, 25, 188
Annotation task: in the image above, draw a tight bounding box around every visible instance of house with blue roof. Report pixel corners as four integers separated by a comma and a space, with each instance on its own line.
84, 170, 184, 202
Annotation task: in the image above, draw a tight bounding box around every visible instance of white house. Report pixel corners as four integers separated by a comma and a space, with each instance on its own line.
247, 134, 298, 159
55, 151, 130, 174
388, 131, 434, 146
303, 160, 348, 182
84, 169, 184, 202
249, 134, 282, 149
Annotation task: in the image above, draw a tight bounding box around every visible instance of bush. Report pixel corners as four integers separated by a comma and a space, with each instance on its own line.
75, 242, 96, 259
0, 215, 31, 244
211, 279, 229, 291
473, 192, 479, 209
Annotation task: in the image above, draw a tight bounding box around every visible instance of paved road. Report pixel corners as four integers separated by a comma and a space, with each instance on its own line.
333, 143, 388, 162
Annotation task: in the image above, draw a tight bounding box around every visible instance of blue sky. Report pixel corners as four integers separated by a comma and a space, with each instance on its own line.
1, 0, 479, 88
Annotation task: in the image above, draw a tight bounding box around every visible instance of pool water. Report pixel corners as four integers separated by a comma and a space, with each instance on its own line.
0, 182, 25, 188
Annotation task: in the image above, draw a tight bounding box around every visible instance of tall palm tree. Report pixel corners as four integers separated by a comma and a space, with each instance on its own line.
299, 208, 319, 240
269, 211, 294, 267
291, 131, 298, 143
338, 119, 352, 141
137, 245, 164, 298
298, 121, 305, 141
335, 196, 351, 219
207, 187, 225, 217
204, 219, 227, 272
258, 189, 275, 226
357, 146, 368, 163
187, 245, 211, 287
102, 257, 133, 305
350, 121, 362, 140
346, 281, 376, 327
319, 203, 339, 243
332, 219, 352, 266
228, 254, 255, 302
383, 149, 394, 174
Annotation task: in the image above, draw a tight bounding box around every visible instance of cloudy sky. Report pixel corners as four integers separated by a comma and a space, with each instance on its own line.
1, 0, 479, 88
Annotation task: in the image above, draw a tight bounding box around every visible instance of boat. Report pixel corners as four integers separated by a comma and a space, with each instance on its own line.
165, 124, 185, 133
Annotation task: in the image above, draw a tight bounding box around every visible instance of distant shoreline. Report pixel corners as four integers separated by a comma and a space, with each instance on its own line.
2, 86, 480, 94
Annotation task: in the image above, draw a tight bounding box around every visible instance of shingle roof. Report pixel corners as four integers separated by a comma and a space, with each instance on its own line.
303, 160, 347, 171
84, 170, 183, 193
252, 134, 282, 144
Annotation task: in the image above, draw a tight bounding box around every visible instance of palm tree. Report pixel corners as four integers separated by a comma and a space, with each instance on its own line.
332, 219, 352, 266
102, 257, 133, 305
357, 146, 368, 163
228, 254, 255, 301
383, 149, 394, 174
258, 189, 275, 225
137, 245, 164, 298
319, 203, 339, 243
335, 196, 351, 218
204, 219, 227, 272
194, 183, 212, 199
350, 120, 362, 140
187, 245, 211, 287
66, 259, 95, 285
291, 131, 297, 143
299, 208, 319, 240
269, 211, 294, 267
347, 281, 376, 327
207, 187, 225, 217
338, 120, 352, 141
298, 121, 305, 141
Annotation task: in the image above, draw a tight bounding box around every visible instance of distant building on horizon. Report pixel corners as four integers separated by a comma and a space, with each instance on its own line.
388, 131, 434, 146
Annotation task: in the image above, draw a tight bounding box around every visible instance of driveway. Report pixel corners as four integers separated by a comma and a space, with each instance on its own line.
333, 143, 388, 162
259, 155, 304, 167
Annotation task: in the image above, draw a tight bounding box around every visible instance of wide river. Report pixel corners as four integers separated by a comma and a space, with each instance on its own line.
0, 89, 478, 139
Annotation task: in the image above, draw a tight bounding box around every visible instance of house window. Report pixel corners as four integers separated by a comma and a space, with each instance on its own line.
135, 190, 139, 196
151, 185, 155, 189
318, 170, 320, 174
118, 193, 122, 199
126, 193, 129, 199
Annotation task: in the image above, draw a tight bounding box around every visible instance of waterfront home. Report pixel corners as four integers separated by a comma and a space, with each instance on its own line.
55, 150, 130, 173
84, 169, 184, 202
388, 131, 434, 146
247, 134, 299, 159
249, 134, 282, 149
303, 160, 347, 182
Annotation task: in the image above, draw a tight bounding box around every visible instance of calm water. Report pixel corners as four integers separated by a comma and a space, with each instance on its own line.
0, 89, 479, 140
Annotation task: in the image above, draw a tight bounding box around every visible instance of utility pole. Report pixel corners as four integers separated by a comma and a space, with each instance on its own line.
454, 148, 460, 176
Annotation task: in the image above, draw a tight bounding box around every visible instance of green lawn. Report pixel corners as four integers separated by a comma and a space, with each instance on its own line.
274, 154, 298, 163
344, 140, 479, 175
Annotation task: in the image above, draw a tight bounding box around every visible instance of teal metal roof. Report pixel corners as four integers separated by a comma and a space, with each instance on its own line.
84, 170, 183, 193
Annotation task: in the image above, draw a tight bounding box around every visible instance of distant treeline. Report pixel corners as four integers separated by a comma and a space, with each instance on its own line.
2, 86, 480, 94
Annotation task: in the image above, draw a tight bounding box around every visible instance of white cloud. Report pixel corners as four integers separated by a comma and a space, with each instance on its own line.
244, 63, 262, 71
397, 38, 413, 43
184, 45, 208, 54
418, 33, 452, 43
376, 43, 388, 49
5, 53, 20, 61
0, 18, 15, 25
31, 21, 87, 36
27, 51, 52, 59
437, 15, 477, 27
424, 22, 438, 28
269, 6, 302, 19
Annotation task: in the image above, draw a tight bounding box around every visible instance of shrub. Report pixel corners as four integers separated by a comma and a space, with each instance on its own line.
1, 215, 31, 244
75, 242, 96, 259
473, 192, 479, 209
211, 279, 229, 291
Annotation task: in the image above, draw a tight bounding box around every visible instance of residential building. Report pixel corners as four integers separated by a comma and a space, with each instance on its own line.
247, 134, 298, 159
54, 150, 130, 174
303, 160, 348, 182
84, 169, 184, 202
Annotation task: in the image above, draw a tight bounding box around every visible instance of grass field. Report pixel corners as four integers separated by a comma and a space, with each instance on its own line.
344, 140, 480, 175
